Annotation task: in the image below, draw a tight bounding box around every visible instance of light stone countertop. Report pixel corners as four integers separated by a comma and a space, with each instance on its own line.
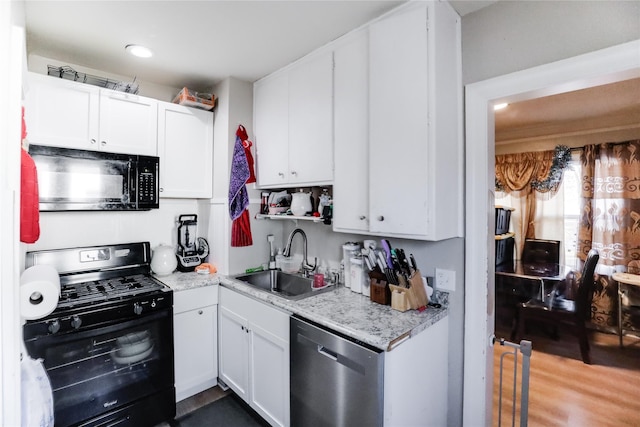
155, 271, 448, 352
153, 271, 220, 291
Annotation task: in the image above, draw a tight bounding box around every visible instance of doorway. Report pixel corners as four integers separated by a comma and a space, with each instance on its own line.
462, 40, 640, 425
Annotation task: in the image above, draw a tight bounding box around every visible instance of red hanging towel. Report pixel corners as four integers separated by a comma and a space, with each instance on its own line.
20, 107, 40, 244
231, 209, 253, 247
236, 125, 256, 184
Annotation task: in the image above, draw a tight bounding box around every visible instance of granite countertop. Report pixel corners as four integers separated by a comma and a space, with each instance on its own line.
154, 271, 448, 352
220, 276, 448, 352
153, 271, 220, 291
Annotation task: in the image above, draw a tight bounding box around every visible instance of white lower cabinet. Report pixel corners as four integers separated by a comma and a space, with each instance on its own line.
173, 285, 218, 402
218, 286, 290, 427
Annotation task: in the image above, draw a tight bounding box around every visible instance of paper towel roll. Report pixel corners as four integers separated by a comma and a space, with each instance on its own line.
20, 265, 60, 320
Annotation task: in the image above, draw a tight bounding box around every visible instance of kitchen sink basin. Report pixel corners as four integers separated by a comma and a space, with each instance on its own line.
232, 270, 333, 301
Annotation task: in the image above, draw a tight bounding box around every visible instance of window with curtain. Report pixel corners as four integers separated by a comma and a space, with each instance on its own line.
495, 153, 581, 267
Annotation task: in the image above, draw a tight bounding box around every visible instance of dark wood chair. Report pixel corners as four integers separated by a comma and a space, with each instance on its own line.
511, 249, 600, 364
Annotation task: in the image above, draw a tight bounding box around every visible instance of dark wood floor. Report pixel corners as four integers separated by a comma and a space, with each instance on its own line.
493, 326, 640, 427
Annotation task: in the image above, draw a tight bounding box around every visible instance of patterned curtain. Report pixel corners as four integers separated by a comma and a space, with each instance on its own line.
495, 146, 571, 256
578, 140, 640, 329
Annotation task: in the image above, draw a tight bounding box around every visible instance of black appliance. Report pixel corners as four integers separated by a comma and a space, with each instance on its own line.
23, 242, 175, 427
176, 214, 209, 272
28, 144, 159, 211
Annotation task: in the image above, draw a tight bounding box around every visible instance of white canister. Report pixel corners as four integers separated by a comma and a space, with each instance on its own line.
350, 257, 364, 294
342, 242, 361, 289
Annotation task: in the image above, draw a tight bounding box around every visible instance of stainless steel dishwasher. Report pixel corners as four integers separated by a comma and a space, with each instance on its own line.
290, 315, 384, 427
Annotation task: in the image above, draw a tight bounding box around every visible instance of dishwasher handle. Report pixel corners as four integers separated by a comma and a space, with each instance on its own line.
317, 345, 338, 361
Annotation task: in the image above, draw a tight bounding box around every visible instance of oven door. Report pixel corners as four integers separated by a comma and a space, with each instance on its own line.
24, 309, 174, 427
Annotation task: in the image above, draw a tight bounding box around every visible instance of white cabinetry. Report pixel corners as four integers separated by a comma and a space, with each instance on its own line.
253, 51, 333, 188
218, 286, 290, 427
333, 29, 370, 233
333, 2, 462, 240
173, 285, 218, 402
157, 103, 213, 198
25, 72, 158, 156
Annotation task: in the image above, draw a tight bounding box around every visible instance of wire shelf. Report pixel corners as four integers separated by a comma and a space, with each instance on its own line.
47, 65, 139, 94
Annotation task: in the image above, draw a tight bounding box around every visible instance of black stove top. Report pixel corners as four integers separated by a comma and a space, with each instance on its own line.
58, 274, 166, 308
25, 242, 170, 312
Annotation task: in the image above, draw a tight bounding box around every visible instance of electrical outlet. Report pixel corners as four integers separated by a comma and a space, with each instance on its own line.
435, 268, 456, 292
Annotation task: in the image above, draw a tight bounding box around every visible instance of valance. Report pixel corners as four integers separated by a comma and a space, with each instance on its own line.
495, 145, 571, 197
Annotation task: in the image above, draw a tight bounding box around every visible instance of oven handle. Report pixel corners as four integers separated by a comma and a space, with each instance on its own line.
105, 416, 130, 427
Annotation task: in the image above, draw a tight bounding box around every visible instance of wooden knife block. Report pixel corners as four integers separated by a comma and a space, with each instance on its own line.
389, 270, 429, 312
370, 277, 391, 305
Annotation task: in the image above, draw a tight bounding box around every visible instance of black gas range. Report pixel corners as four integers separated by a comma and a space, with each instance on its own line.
23, 242, 175, 427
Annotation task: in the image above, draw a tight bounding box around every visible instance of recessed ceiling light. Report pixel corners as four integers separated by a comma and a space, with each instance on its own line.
493, 102, 509, 111
125, 44, 153, 58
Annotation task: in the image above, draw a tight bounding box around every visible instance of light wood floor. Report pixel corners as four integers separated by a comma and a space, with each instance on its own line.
493, 327, 640, 427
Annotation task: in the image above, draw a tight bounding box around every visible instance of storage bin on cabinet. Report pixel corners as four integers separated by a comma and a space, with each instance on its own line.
495, 233, 515, 266
495, 206, 514, 235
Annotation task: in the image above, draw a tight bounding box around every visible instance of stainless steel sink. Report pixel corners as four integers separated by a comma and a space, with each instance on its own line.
232, 270, 333, 300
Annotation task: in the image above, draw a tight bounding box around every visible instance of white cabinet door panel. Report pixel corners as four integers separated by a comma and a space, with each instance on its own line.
369, 4, 430, 236
174, 305, 218, 402
250, 322, 289, 427
288, 51, 334, 185
99, 92, 157, 155
218, 305, 249, 401
25, 74, 99, 149
157, 103, 213, 198
254, 72, 289, 187
333, 29, 369, 233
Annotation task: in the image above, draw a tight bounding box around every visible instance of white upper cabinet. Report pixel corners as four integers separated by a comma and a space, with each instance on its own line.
25, 73, 99, 149
254, 72, 289, 187
288, 52, 333, 184
98, 91, 158, 155
157, 103, 213, 198
254, 50, 334, 188
333, 1, 462, 240
24, 72, 158, 156
332, 29, 370, 233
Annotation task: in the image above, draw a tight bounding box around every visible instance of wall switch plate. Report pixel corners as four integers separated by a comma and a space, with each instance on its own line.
435, 268, 455, 292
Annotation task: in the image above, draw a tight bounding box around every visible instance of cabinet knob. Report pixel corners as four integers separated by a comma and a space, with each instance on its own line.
198, 310, 203, 315
290, 171, 297, 176
377, 216, 385, 222
359, 215, 366, 221
159, 187, 164, 193
90, 139, 97, 145
278, 172, 285, 178
101, 140, 107, 146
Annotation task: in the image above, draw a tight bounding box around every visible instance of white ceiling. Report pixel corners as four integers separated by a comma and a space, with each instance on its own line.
495, 77, 640, 152
24, 1, 495, 91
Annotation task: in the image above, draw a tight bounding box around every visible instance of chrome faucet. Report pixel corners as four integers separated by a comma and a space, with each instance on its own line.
283, 228, 317, 277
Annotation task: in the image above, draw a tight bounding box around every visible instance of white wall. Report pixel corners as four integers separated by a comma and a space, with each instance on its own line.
1, 1, 26, 424
28, 54, 181, 102
209, 76, 283, 276
462, 0, 640, 84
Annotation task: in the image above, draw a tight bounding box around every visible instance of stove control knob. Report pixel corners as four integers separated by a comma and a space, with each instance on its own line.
133, 302, 143, 315
151, 300, 157, 308
70, 315, 82, 330
48, 319, 61, 334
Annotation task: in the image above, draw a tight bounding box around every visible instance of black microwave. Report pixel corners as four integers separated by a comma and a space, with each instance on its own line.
28, 144, 159, 211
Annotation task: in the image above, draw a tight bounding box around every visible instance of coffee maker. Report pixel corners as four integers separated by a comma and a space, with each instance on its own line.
176, 214, 209, 271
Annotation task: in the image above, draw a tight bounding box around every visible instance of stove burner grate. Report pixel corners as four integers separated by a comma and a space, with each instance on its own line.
58, 274, 164, 308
